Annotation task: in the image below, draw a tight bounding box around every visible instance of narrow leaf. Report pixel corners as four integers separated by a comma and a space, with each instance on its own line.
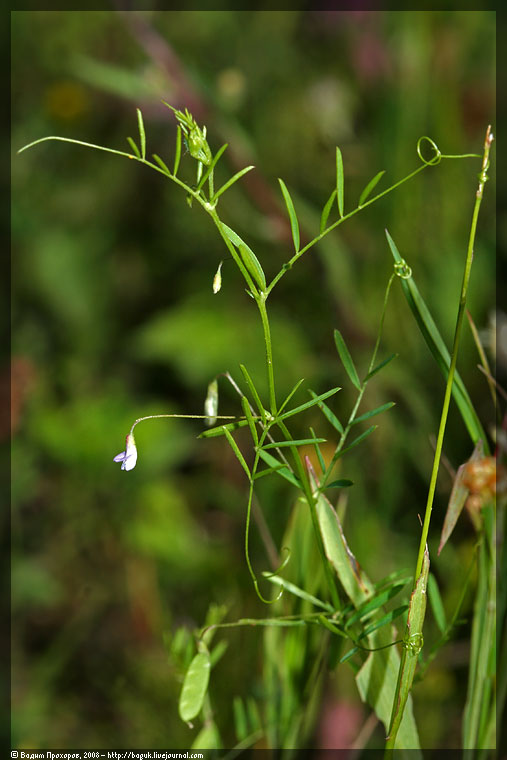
239, 364, 266, 423
197, 143, 229, 192
365, 353, 398, 381
317, 614, 348, 638
320, 188, 337, 234
253, 464, 287, 480
126, 136, 141, 158
334, 329, 361, 390
152, 153, 171, 176
358, 169, 385, 206
260, 437, 326, 450
310, 426, 326, 473
340, 646, 359, 663
277, 378, 306, 416
325, 479, 354, 489
277, 386, 341, 421
220, 223, 266, 290
262, 574, 334, 612
278, 178, 300, 252
336, 425, 378, 458
199, 419, 250, 438
258, 450, 300, 488
427, 573, 447, 634
346, 582, 409, 628
178, 647, 211, 723
214, 165, 255, 202
385, 229, 487, 450
173, 125, 182, 176
358, 605, 409, 640
336, 146, 344, 217
351, 401, 395, 426
239, 244, 266, 291
241, 396, 258, 446
224, 427, 251, 480
136, 107, 146, 160
309, 390, 344, 434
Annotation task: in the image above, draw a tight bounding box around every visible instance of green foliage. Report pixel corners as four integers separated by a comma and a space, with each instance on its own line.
12, 10, 497, 754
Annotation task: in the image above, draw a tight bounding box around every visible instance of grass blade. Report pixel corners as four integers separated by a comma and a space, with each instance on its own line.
334, 329, 361, 390
351, 401, 395, 426
136, 107, 146, 160
336, 146, 344, 217
278, 178, 300, 252
126, 136, 141, 158
214, 165, 255, 202
385, 229, 488, 450
277, 386, 341, 422
320, 188, 337, 234
358, 169, 385, 206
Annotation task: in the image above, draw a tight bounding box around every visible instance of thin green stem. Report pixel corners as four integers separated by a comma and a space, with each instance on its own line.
385, 125, 493, 754
257, 296, 277, 416
321, 274, 395, 487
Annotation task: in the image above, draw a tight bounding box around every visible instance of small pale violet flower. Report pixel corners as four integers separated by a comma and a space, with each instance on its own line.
113, 433, 138, 471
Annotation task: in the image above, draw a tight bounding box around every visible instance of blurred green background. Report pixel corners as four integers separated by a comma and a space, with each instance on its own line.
11, 10, 496, 751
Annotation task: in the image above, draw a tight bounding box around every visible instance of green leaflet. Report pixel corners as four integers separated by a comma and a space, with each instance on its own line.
136, 107, 146, 160
320, 188, 337, 234
358, 169, 385, 206
334, 329, 361, 390
278, 178, 300, 252
221, 223, 266, 290
336, 146, 345, 217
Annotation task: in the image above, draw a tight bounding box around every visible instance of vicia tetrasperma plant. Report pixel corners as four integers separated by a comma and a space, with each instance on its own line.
19, 106, 499, 756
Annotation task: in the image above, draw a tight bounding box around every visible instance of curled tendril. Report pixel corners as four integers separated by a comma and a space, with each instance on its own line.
417, 136, 442, 166
394, 259, 412, 279
403, 631, 424, 655
251, 548, 291, 604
